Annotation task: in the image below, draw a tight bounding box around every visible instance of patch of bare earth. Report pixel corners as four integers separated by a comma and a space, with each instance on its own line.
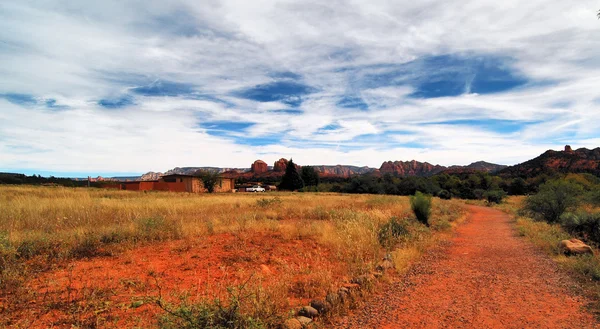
334, 206, 598, 329
7, 232, 348, 328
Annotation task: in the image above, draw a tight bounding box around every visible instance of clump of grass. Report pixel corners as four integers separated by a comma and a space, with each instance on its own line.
515, 217, 570, 255
136, 217, 182, 241
255, 197, 282, 208
377, 217, 409, 249
410, 192, 432, 226
157, 281, 281, 329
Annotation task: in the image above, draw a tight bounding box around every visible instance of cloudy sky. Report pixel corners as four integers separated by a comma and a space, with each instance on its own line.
1, 1, 599, 176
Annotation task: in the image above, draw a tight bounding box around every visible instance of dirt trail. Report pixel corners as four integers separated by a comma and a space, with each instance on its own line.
334, 206, 598, 329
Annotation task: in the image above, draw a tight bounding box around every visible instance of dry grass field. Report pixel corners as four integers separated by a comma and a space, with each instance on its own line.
0, 186, 466, 328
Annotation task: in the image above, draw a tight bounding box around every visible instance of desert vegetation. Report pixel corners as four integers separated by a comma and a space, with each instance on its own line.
0, 185, 465, 328
492, 174, 600, 314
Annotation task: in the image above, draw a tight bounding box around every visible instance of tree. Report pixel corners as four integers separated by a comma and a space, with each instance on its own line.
279, 158, 304, 191
301, 166, 320, 187
523, 179, 584, 223
508, 177, 527, 195
194, 170, 220, 193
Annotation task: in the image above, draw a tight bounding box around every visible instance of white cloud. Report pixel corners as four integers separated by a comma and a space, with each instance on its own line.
1, 0, 599, 175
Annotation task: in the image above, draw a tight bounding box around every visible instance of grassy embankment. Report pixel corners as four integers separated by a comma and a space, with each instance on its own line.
0, 185, 466, 328
496, 196, 600, 317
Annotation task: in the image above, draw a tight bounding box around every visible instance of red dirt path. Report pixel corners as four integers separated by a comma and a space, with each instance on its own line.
335, 206, 598, 328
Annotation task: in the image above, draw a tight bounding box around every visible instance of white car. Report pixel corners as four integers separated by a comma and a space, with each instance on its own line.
247, 185, 266, 192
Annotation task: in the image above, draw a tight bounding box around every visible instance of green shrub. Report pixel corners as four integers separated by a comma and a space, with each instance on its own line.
437, 189, 451, 200
410, 192, 432, 226
377, 217, 409, 249
570, 255, 600, 281
485, 189, 507, 204
560, 211, 600, 245
522, 179, 584, 223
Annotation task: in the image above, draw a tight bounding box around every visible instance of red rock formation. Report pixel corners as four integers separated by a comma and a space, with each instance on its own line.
251, 160, 268, 174
565, 145, 573, 153
499, 146, 600, 178
379, 160, 446, 177
273, 158, 289, 172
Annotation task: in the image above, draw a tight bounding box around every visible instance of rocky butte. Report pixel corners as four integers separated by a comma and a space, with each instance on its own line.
251, 160, 269, 174
273, 158, 289, 172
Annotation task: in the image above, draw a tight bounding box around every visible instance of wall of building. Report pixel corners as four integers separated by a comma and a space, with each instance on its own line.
214, 178, 234, 192
152, 182, 187, 192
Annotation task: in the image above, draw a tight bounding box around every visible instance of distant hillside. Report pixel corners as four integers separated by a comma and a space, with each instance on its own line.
380, 160, 446, 177
136, 159, 508, 181
139, 167, 248, 181
380, 160, 507, 177
311, 165, 378, 177
499, 145, 600, 178
443, 161, 508, 175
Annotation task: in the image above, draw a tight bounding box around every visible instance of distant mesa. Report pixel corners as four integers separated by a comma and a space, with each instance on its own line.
251, 160, 268, 174
565, 145, 573, 153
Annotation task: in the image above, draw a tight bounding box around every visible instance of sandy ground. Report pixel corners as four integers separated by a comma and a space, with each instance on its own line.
334, 206, 598, 329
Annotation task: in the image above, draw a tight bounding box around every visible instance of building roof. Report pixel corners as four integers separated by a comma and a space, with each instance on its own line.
161, 174, 197, 178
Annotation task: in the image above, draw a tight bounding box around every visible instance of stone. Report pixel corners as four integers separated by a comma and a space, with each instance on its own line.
251, 160, 268, 174
376, 259, 394, 272
296, 316, 313, 326
351, 274, 374, 286
298, 306, 318, 318
282, 318, 302, 329
341, 283, 360, 290
309, 299, 329, 314
559, 238, 593, 255
338, 287, 350, 302
565, 145, 573, 152
325, 292, 339, 306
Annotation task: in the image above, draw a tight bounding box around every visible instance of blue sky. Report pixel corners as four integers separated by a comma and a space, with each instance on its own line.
1, 1, 599, 177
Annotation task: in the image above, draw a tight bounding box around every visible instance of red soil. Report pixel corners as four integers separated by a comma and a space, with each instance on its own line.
8, 232, 347, 328
335, 206, 599, 328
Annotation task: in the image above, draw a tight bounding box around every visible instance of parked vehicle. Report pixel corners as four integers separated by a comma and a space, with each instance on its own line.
246, 185, 266, 192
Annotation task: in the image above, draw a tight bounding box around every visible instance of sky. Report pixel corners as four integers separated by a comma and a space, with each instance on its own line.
1, 1, 599, 177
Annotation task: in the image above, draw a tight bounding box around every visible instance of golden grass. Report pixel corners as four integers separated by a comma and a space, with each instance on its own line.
0, 185, 467, 327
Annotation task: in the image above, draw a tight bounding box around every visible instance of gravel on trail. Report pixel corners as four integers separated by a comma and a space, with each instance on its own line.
333, 206, 598, 329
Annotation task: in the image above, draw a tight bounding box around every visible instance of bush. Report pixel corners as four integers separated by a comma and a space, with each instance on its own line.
437, 189, 451, 200
485, 189, 507, 204
410, 192, 432, 226
377, 217, 409, 249
523, 179, 584, 223
560, 211, 600, 245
